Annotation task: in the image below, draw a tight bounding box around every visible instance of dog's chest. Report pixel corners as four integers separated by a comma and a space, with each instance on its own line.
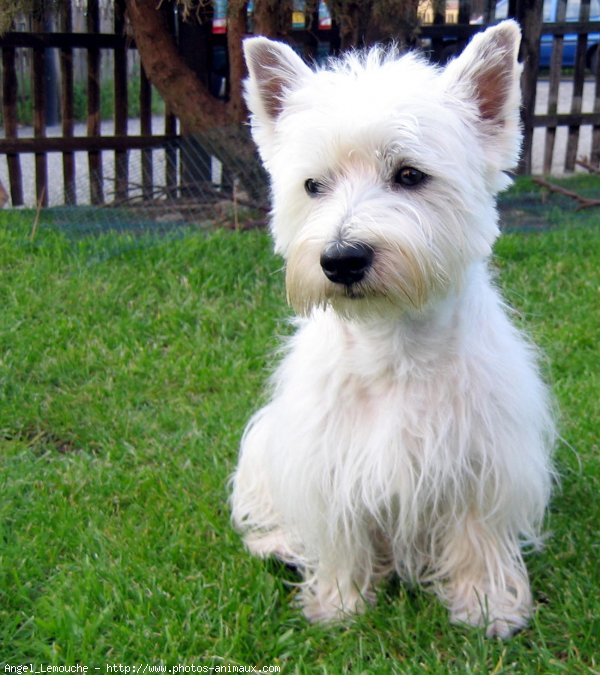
291, 356, 467, 528
290, 319, 463, 462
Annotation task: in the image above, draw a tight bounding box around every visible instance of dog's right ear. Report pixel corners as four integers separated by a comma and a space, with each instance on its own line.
243, 37, 311, 126
442, 20, 522, 185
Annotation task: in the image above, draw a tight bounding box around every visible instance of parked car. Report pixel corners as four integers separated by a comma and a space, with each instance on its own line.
495, 0, 600, 70
210, 0, 333, 95
212, 0, 332, 34
435, 0, 599, 69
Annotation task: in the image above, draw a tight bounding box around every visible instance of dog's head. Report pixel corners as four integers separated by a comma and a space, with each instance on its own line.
243, 22, 522, 317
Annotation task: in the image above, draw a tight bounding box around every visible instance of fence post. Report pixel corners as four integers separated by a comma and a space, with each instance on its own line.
458, 0, 471, 25
44, 12, 59, 126
543, 0, 568, 174
593, 30, 600, 167
32, 12, 48, 206
177, 8, 213, 197
140, 67, 154, 200
87, 0, 103, 204
430, 0, 447, 62
516, 0, 543, 174
565, 0, 591, 171
114, 0, 129, 202
1, 46, 24, 205
60, 1, 76, 204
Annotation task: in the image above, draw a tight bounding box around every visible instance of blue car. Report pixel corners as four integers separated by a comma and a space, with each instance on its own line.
541, 0, 600, 69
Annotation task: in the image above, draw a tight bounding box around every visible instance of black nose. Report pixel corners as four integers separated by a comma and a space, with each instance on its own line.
320, 241, 374, 286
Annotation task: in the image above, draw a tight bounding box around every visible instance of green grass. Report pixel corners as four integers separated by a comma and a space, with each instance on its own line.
0, 181, 598, 670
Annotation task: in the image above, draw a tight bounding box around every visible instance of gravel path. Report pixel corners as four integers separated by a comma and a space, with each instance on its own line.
1, 79, 598, 208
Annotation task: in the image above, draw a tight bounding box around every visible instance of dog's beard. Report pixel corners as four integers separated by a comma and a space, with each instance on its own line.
285, 236, 452, 318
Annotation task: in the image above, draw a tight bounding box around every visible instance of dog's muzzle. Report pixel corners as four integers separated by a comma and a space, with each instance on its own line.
320, 241, 374, 286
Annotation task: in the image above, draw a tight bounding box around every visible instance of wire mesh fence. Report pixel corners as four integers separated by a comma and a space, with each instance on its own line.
4, 122, 599, 239
43, 125, 271, 236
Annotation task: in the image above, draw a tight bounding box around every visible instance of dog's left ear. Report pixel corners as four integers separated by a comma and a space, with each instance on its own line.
243, 37, 312, 160
443, 20, 522, 174
244, 38, 311, 122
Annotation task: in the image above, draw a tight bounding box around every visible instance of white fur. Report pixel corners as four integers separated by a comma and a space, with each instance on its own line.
231, 21, 555, 639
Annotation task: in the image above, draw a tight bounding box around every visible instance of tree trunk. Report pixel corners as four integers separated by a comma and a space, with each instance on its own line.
369, 0, 421, 49
328, 0, 374, 49
125, 0, 242, 132
329, 0, 421, 49
253, 0, 293, 37
516, 0, 543, 173
227, 0, 249, 122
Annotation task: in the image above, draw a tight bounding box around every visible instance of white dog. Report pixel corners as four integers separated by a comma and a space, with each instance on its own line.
231, 21, 555, 638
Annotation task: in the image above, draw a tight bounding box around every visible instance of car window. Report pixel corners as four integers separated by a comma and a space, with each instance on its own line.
495, 0, 508, 18
566, 0, 582, 20
542, 0, 555, 21
565, 0, 600, 20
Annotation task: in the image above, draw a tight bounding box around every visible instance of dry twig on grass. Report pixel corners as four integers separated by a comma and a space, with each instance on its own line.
575, 159, 600, 176
533, 177, 600, 211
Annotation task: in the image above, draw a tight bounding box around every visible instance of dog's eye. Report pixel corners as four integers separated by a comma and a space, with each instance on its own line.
304, 179, 326, 197
393, 167, 427, 188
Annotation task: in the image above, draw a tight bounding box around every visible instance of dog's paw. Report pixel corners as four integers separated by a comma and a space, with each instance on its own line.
300, 581, 374, 623
449, 586, 531, 638
451, 604, 529, 638
244, 528, 303, 565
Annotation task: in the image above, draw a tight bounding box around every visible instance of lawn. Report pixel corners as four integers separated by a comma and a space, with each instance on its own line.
0, 181, 598, 671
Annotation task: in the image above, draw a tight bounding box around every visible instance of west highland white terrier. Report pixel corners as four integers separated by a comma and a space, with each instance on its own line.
231, 20, 555, 638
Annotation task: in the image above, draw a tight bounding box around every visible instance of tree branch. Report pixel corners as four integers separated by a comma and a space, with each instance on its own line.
533, 177, 600, 210
126, 0, 235, 132
227, 0, 249, 122
575, 159, 600, 176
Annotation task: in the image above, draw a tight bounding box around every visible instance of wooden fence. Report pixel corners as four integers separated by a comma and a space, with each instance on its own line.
1, 0, 600, 209
417, 0, 600, 175
0, 0, 178, 208
535, 7, 600, 173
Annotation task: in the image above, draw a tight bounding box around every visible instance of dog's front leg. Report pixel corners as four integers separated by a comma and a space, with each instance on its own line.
298, 541, 376, 623
436, 517, 532, 638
